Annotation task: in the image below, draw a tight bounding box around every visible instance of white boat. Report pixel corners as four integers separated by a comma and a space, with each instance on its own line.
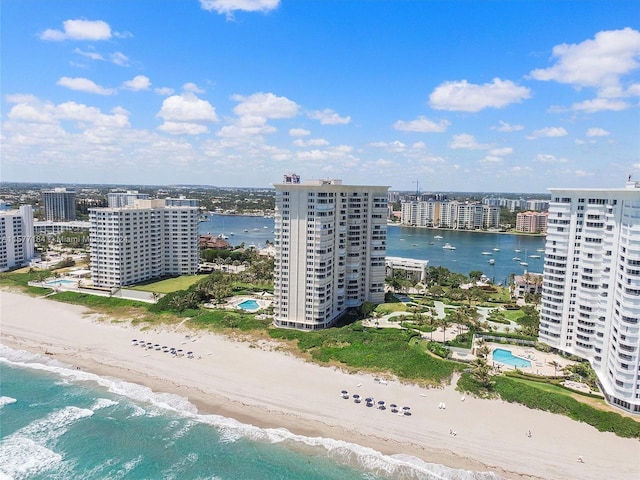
400, 238, 405, 241
536, 248, 544, 252
442, 243, 456, 250
264, 226, 268, 229
492, 247, 500, 252
529, 254, 541, 259
512, 257, 521, 261
218, 233, 228, 239
482, 251, 492, 255
434, 235, 443, 239
514, 249, 521, 253
229, 232, 235, 236
488, 259, 495, 265
520, 262, 529, 266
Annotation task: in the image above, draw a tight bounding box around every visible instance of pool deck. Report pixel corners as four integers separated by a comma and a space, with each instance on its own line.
489, 344, 575, 377
223, 295, 272, 312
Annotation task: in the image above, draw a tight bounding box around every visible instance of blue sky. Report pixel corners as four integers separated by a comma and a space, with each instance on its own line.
2, 0, 639, 193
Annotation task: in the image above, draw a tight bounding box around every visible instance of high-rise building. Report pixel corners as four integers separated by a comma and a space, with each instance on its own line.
107, 190, 150, 208
89, 199, 199, 287
516, 211, 548, 233
273, 176, 388, 330
0, 205, 35, 272
539, 181, 640, 414
42, 188, 76, 221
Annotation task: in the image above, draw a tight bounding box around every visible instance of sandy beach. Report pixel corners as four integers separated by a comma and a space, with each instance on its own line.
1, 290, 638, 480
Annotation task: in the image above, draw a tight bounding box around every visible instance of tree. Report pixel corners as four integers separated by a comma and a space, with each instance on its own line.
471, 358, 495, 389
469, 270, 483, 284
439, 316, 450, 343
549, 360, 561, 376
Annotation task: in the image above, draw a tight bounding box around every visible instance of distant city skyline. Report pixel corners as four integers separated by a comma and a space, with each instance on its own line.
2, 0, 639, 192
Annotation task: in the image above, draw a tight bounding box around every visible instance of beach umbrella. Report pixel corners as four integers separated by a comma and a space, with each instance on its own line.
353, 394, 360, 399
341, 390, 348, 395
365, 397, 373, 403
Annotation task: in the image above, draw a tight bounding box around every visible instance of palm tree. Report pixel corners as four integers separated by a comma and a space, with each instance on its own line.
439, 316, 450, 343
549, 360, 561, 376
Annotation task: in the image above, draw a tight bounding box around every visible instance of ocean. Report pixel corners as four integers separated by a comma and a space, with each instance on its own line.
199, 214, 546, 283
0, 346, 502, 480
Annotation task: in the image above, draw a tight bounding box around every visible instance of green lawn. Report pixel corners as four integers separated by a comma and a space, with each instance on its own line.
501, 309, 525, 321
129, 275, 208, 293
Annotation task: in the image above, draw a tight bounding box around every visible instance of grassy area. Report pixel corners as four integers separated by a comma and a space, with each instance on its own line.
500, 309, 525, 321
375, 303, 408, 314
457, 373, 640, 439
268, 323, 463, 385
129, 275, 209, 293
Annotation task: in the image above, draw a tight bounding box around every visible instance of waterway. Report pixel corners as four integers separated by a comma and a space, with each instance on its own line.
199, 215, 546, 283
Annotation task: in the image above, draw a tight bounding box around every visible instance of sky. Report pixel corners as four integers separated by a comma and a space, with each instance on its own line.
1, 0, 639, 193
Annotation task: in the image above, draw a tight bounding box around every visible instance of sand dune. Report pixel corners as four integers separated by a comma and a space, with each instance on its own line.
1, 290, 638, 480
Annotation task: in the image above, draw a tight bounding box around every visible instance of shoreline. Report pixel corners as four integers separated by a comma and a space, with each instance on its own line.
387, 223, 546, 237
1, 290, 638, 480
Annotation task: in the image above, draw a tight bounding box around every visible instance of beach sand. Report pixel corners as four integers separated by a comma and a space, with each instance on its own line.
1, 290, 638, 480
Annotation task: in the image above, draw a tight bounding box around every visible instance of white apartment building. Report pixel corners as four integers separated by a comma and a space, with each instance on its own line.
273, 176, 388, 330
107, 190, 150, 208
89, 199, 199, 287
0, 205, 35, 272
539, 182, 640, 414
401, 200, 499, 230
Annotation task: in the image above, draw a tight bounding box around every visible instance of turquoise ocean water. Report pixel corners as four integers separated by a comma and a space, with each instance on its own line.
0, 346, 503, 480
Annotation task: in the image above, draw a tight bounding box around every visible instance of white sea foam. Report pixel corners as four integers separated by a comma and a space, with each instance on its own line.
12, 406, 94, 445
0, 344, 502, 480
91, 398, 119, 411
0, 436, 62, 480
0, 396, 17, 408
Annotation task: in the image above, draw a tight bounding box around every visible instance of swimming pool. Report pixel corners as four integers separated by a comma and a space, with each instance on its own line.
238, 299, 260, 311
45, 279, 77, 286
492, 348, 532, 368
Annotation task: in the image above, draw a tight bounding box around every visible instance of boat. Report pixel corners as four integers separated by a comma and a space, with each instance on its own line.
218, 233, 228, 239
512, 257, 521, 261
229, 232, 235, 236
243, 229, 249, 232
434, 235, 443, 239
492, 247, 500, 252
514, 249, 521, 253
520, 262, 529, 266
482, 251, 492, 255
536, 248, 545, 252
529, 254, 541, 259
400, 238, 405, 241
263, 226, 268, 229
442, 243, 456, 250
488, 259, 495, 265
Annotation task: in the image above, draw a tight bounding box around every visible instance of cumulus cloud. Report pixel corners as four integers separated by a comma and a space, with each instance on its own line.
157, 93, 218, 122
489, 147, 513, 156
122, 75, 151, 91
293, 138, 329, 147
534, 153, 568, 164
57, 77, 116, 95
491, 120, 524, 132
183, 82, 205, 94
289, 128, 310, 137
40, 19, 112, 41
307, 108, 351, 125
217, 114, 276, 138
393, 116, 450, 133
571, 98, 629, 113
233, 92, 299, 119
429, 78, 531, 112
154, 87, 175, 96
200, 0, 280, 17
586, 127, 610, 137
526, 127, 568, 140
110, 52, 129, 67
449, 133, 489, 150
480, 155, 503, 165
157, 93, 218, 134
530, 28, 640, 90
368, 140, 408, 153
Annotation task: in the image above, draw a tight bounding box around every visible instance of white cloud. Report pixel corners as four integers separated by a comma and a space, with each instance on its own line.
217, 114, 276, 138
122, 75, 151, 91
575, 169, 594, 177
157, 93, 218, 134
480, 155, 503, 165
154, 87, 175, 96
530, 28, 640, 90
293, 138, 329, 147
8, 102, 55, 123
571, 98, 629, 113
200, 0, 280, 16
491, 120, 524, 132
449, 133, 489, 150
526, 127, 568, 140
489, 147, 513, 156
534, 153, 568, 164
157, 93, 218, 123
393, 116, 450, 133
233, 92, 299, 119
429, 78, 531, 112
110, 52, 129, 67
412, 141, 426, 150
289, 128, 310, 137
57, 77, 116, 95
73, 48, 104, 61
158, 121, 209, 135
586, 127, 610, 137
368, 140, 408, 153
307, 108, 351, 125
183, 82, 205, 94
40, 19, 112, 41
